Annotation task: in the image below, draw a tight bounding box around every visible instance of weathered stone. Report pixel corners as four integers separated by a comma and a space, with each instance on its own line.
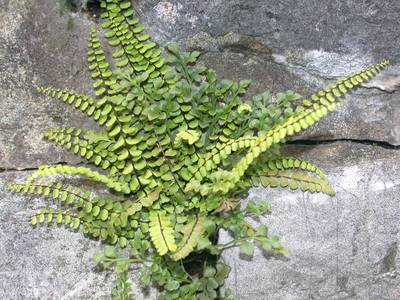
220, 142, 400, 300
135, 0, 400, 145
0, 0, 97, 169
0, 2, 157, 298
286, 64, 400, 146
0, 171, 157, 299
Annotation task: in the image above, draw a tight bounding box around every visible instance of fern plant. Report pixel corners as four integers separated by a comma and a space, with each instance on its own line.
8, 0, 389, 299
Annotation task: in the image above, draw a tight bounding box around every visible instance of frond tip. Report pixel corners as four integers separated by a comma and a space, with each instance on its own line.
249, 170, 335, 196
36, 86, 99, 118
26, 165, 130, 194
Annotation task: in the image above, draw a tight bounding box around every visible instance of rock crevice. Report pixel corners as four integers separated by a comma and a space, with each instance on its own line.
288, 138, 400, 150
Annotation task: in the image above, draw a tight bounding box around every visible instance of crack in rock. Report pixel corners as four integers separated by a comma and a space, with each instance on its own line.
1, 139, 398, 174
0, 161, 85, 174
288, 139, 400, 150
361, 69, 400, 93
0, 167, 40, 173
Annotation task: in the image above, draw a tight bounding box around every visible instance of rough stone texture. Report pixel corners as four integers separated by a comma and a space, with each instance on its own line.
0, 171, 157, 299
0, 0, 152, 298
220, 142, 400, 300
1, 0, 399, 299
0, 0, 95, 169
0, 173, 111, 300
135, 0, 400, 145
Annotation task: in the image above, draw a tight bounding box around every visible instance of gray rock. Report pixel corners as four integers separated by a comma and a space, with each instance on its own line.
0, 0, 96, 170
0, 2, 157, 297
138, 0, 400, 60
0, 174, 113, 300
0, 171, 157, 299
135, 0, 400, 145
220, 142, 400, 300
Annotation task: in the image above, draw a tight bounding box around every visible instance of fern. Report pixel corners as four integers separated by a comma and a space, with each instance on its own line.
171, 214, 206, 261
246, 156, 334, 195
148, 211, 177, 256
8, 0, 389, 298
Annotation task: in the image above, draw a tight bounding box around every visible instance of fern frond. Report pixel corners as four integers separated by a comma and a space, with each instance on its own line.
8, 181, 116, 220
87, 24, 163, 194
181, 135, 259, 184
87, 28, 116, 99
9, 179, 140, 246
201, 104, 336, 195
303, 60, 390, 108
243, 155, 333, 193
44, 127, 147, 182
170, 215, 206, 261
100, 0, 167, 83
249, 156, 326, 177
9, 180, 90, 205
37, 85, 100, 118
45, 129, 142, 195
247, 170, 335, 195
26, 165, 130, 193
149, 211, 177, 256
195, 60, 389, 195
30, 207, 82, 230
45, 127, 120, 171
86, 28, 132, 133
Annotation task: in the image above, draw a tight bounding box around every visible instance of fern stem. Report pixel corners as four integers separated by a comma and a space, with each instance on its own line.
217, 235, 266, 250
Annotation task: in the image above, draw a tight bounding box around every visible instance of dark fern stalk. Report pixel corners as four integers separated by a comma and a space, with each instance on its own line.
8, 0, 389, 299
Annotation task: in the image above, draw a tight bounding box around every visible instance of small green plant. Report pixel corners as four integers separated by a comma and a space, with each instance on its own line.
8, 0, 389, 299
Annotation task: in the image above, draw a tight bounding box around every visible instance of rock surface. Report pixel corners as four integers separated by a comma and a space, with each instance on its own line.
220, 142, 400, 300
0, 172, 111, 300
0, 0, 95, 170
136, 0, 400, 145
0, 0, 399, 299
0, 171, 157, 300
0, 0, 151, 299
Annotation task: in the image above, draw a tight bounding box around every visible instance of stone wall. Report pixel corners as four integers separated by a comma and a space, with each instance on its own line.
0, 0, 399, 299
